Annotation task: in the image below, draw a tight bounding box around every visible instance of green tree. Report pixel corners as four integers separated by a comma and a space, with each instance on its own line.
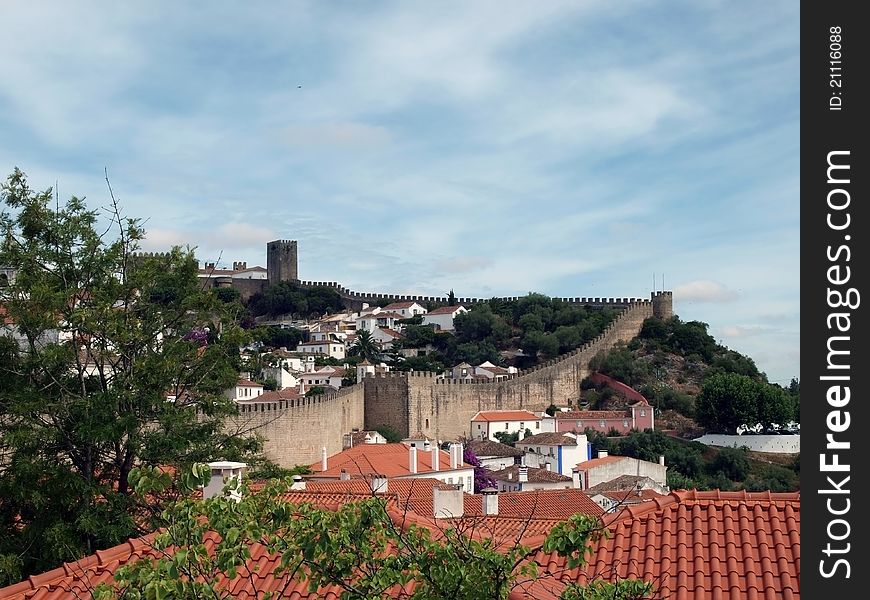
696, 373, 759, 433
0, 170, 259, 583
349, 329, 382, 362
93, 468, 653, 600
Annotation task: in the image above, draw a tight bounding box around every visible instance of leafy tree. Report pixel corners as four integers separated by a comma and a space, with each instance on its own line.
707, 447, 751, 481
545, 403, 559, 417
257, 325, 304, 350
696, 373, 760, 433
92, 468, 653, 600
349, 329, 382, 362
0, 169, 259, 583
212, 286, 241, 304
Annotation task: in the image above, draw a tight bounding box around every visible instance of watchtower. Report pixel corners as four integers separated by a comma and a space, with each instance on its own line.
651, 291, 673, 319
266, 240, 298, 285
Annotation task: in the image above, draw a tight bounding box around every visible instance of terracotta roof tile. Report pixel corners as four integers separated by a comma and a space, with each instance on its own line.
426, 305, 466, 315
510, 490, 800, 600
491, 465, 572, 484
309, 443, 470, 478
467, 439, 524, 458
465, 489, 604, 520
517, 432, 579, 446
471, 410, 539, 422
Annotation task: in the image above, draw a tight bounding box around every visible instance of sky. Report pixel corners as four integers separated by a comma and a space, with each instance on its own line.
0, 1, 799, 385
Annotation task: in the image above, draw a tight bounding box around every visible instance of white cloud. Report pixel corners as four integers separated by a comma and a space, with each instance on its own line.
674, 280, 739, 303
281, 122, 393, 148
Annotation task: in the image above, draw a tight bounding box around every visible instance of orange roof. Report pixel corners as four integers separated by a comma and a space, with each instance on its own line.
309, 443, 470, 478
235, 379, 262, 387
472, 410, 539, 422
511, 490, 801, 600
382, 301, 419, 310
426, 305, 465, 315
464, 489, 604, 520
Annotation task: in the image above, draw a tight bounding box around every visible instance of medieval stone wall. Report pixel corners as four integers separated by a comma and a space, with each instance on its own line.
225, 384, 365, 467
362, 298, 656, 441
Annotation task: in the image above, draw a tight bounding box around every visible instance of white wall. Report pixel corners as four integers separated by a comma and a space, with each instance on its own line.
694, 434, 800, 454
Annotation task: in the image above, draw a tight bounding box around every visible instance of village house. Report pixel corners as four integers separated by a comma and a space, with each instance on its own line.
309, 442, 476, 492
554, 402, 654, 435
583, 475, 669, 512
490, 465, 573, 492
470, 410, 542, 441
224, 378, 265, 401
572, 451, 667, 490
299, 365, 348, 390
355, 359, 391, 381
475, 361, 518, 380
421, 305, 467, 331
295, 339, 346, 359
369, 326, 403, 349
341, 429, 389, 449
466, 439, 524, 471
515, 431, 588, 477
381, 300, 427, 317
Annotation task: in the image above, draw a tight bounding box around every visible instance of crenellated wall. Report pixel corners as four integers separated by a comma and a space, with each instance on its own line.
362, 297, 659, 441
224, 384, 365, 467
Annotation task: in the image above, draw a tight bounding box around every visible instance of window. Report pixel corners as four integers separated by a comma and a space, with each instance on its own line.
640, 409, 647, 417
478, 424, 482, 429
505, 422, 509, 429
447, 477, 453, 484
623, 420, 628, 428
520, 422, 524, 429
467, 476, 472, 491
425, 418, 429, 429
536, 422, 540, 429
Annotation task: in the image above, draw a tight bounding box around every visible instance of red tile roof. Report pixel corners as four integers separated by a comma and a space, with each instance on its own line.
464, 489, 605, 520
309, 443, 470, 478
511, 490, 801, 600
426, 305, 465, 315
575, 455, 627, 469
490, 465, 572, 484
517, 432, 579, 446
557, 410, 629, 419
235, 379, 263, 387
472, 410, 540, 422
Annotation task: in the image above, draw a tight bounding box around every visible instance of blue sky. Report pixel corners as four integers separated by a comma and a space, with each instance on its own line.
0, 1, 799, 384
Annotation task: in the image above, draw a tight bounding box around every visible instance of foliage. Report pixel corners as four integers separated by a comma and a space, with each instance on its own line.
348, 329, 382, 362
92, 469, 653, 600
696, 373, 794, 433
305, 385, 327, 397
0, 169, 259, 583
212, 287, 241, 304
256, 325, 304, 350
374, 425, 403, 443
462, 447, 497, 493
247, 282, 344, 318
493, 429, 532, 447
707, 447, 751, 481
545, 403, 559, 417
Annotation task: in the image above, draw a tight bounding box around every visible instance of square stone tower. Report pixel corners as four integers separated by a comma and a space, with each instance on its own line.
266, 240, 298, 285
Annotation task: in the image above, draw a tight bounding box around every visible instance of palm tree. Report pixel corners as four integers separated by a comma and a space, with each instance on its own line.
349, 329, 381, 362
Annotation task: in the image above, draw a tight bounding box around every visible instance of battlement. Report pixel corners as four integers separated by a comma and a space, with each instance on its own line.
235, 384, 362, 413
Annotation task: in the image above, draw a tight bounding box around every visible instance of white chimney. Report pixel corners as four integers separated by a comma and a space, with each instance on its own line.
598, 450, 608, 459
482, 488, 499, 515
449, 443, 459, 469
291, 474, 306, 490
659, 455, 666, 466
433, 485, 464, 518
518, 466, 528, 483
370, 475, 387, 494
409, 445, 418, 474
203, 461, 247, 501
571, 468, 581, 489
340, 469, 350, 481
423, 440, 431, 452
518, 428, 525, 441
321, 447, 328, 471
432, 444, 440, 472
456, 443, 464, 467
544, 461, 552, 472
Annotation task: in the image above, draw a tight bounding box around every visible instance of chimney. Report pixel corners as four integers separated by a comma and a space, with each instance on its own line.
340, 469, 350, 481
482, 488, 499, 515
518, 428, 525, 441
544, 461, 552, 472
659, 455, 666, 466
598, 450, 609, 459
370, 474, 387, 494
321, 447, 328, 471
202, 461, 247, 501
409, 445, 418, 474
423, 440, 431, 452
572, 468, 581, 489
449, 443, 458, 469
432, 444, 440, 472
455, 443, 464, 468
518, 466, 528, 483
433, 485, 464, 518
508, 471, 513, 480
291, 474, 306, 490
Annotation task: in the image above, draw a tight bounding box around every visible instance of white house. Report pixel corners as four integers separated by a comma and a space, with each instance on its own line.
421, 305, 467, 331
466, 439, 524, 471
309, 331, 347, 343
261, 365, 300, 390
516, 432, 588, 477
299, 366, 348, 390
295, 340, 346, 360
225, 379, 265, 401
572, 451, 668, 490
475, 361, 517, 380
356, 359, 391, 382
311, 442, 475, 493
470, 410, 542, 441
370, 327, 403, 349
381, 301, 428, 318
490, 465, 573, 492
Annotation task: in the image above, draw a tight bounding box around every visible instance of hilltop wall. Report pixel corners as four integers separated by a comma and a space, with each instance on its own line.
363, 297, 658, 441
224, 384, 365, 467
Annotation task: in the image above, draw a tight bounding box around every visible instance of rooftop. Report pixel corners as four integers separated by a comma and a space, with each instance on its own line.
309, 443, 470, 479
466, 439, 524, 458
471, 410, 540, 422
517, 432, 579, 446
426, 305, 466, 315
490, 465, 572, 484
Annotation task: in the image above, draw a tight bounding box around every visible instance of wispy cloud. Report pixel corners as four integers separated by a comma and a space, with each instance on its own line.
675, 281, 740, 303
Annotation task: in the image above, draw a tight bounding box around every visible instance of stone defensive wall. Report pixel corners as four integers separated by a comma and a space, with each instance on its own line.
296, 279, 651, 311
364, 297, 661, 441
224, 384, 365, 467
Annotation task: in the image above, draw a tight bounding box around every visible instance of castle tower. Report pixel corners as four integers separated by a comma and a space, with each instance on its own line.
651, 291, 673, 319
266, 240, 298, 285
